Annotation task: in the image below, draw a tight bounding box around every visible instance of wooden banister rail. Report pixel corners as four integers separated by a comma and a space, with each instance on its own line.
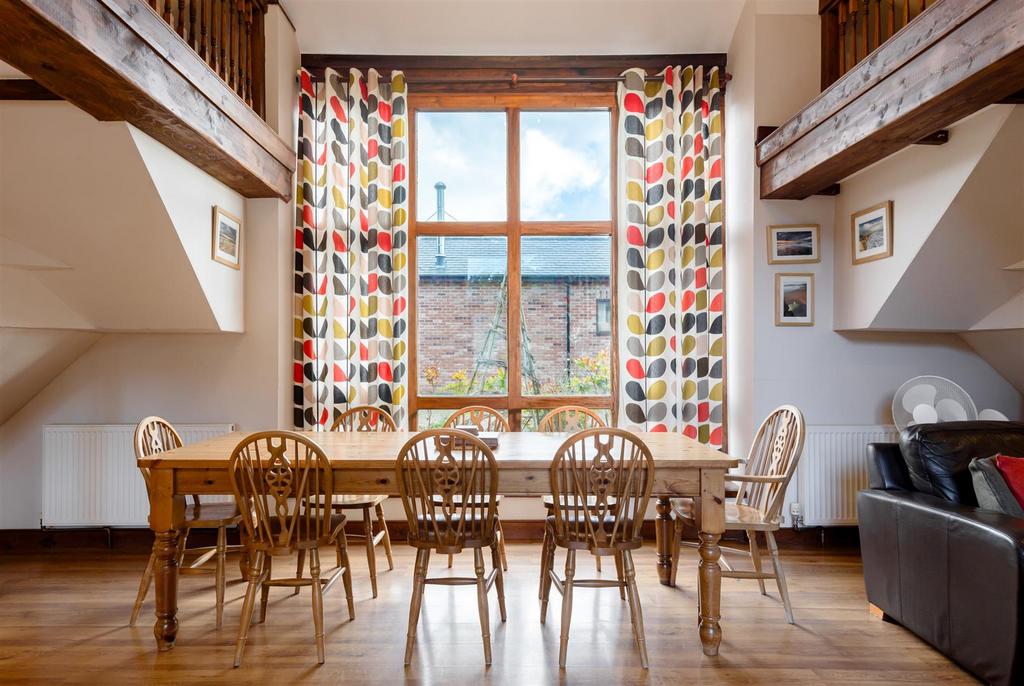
146, 0, 267, 118
820, 0, 937, 90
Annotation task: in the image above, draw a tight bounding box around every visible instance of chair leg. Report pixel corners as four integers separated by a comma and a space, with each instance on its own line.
748, 530, 767, 596
362, 508, 379, 599
474, 547, 492, 666
614, 551, 626, 601
495, 516, 509, 571
129, 549, 157, 625
376, 503, 395, 571
491, 538, 507, 622
310, 548, 325, 664
448, 553, 454, 568
175, 528, 190, 566
670, 513, 683, 588
595, 554, 602, 573
233, 551, 264, 668
538, 525, 550, 600
558, 549, 576, 669
294, 548, 305, 596
215, 525, 227, 629
539, 527, 556, 623
766, 530, 794, 624
339, 529, 355, 620
623, 550, 649, 669
404, 549, 429, 666
259, 556, 272, 623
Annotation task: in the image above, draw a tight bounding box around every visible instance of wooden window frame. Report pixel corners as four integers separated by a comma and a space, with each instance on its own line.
409, 92, 618, 431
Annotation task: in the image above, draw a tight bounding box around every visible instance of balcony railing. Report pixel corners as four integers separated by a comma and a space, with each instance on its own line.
147, 0, 267, 117
819, 0, 937, 90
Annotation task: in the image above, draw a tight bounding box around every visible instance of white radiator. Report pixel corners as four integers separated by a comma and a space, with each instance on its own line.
789, 424, 899, 527
42, 423, 235, 527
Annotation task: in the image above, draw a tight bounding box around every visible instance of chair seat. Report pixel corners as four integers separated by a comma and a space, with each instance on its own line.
671, 498, 780, 532
182, 502, 241, 528
541, 494, 617, 509
429, 494, 503, 506
321, 494, 388, 508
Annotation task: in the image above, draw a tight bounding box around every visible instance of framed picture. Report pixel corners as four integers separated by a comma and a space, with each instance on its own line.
775, 273, 814, 327
767, 224, 819, 264
851, 201, 893, 265
212, 206, 242, 269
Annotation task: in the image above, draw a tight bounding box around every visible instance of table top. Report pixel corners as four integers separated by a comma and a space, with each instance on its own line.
140, 430, 739, 470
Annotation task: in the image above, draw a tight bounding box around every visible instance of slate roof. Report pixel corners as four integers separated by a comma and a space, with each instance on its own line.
417, 236, 610, 279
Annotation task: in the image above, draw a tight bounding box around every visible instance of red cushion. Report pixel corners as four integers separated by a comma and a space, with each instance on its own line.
994, 455, 1024, 508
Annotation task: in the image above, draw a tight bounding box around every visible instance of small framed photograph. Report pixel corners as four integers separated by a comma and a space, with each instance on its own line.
212, 206, 242, 269
851, 201, 893, 265
775, 273, 814, 327
767, 224, 819, 264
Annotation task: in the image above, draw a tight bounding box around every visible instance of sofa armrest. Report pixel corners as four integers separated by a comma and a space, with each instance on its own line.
858, 489, 1024, 685
867, 442, 912, 490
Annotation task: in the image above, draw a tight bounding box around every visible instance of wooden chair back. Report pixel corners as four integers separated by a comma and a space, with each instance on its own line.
395, 429, 499, 553
331, 405, 397, 432
548, 428, 655, 553
133, 416, 197, 506
228, 431, 335, 554
538, 405, 606, 433
443, 406, 510, 432
735, 405, 806, 523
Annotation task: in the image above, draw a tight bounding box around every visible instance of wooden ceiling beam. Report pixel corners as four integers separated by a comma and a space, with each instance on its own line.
0, 0, 293, 200
756, 0, 1024, 200
0, 79, 60, 100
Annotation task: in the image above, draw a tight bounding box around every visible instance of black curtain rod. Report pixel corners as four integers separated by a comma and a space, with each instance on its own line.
300, 72, 731, 85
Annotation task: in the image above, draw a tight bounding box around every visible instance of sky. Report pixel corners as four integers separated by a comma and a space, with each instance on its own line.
415, 110, 611, 222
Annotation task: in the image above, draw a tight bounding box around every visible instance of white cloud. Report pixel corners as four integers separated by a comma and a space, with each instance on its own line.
521, 127, 603, 221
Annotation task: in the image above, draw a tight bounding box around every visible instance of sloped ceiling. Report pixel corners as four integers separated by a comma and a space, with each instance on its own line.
280, 0, 766, 55
0, 102, 238, 332
872, 107, 1024, 330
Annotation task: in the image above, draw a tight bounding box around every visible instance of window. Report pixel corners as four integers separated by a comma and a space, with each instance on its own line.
412, 99, 614, 431
595, 298, 611, 336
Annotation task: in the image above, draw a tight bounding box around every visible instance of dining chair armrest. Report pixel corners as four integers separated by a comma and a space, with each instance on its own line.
729, 474, 786, 483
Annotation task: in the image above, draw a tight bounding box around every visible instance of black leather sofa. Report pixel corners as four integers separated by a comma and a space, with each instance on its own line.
859, 421, 1024, 686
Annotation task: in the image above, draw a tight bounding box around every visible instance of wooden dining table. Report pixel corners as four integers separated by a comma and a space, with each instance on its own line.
138, 430, 738, 657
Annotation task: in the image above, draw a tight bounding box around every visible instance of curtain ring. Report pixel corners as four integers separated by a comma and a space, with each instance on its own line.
510, 72, 519, 88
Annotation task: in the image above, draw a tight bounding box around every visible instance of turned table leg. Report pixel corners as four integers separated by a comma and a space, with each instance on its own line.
698, 469, 726, 656
153, 529, 181, 650
655, 496, 674, 586
149, 469, 184, 651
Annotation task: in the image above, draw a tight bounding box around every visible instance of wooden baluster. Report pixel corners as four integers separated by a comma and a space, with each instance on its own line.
901, 0, 909, 27
177, 0, 186, 39
148, 0, 158, 10
886, 0, 895, 41
200, 0, 210, 62
838, 2, 848, 78
221, 0, 229, 81
253, 2, 265, 117
246, 1, 255, 107
189, 0, 198, 50
863, 0, 872, 54
236, 0, 244, 100
240, 0, 250, 104
210, 0, 220, 74
227, 0, 235, 90
163, 0, 172, 25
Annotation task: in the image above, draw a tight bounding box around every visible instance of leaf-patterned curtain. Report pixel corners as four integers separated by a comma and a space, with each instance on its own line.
293, 68, 410, 430
617, 66, 724, 446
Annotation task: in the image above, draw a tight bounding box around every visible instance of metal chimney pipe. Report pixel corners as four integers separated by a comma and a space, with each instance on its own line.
434, 182, 447, 266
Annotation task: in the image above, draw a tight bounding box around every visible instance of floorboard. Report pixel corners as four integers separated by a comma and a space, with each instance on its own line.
0, 544, 977, 684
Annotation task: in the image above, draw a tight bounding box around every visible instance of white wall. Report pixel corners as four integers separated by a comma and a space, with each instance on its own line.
0, 7, 300, 528
724, 8, 1023, 462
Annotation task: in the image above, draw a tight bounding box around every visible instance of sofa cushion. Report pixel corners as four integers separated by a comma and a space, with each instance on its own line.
995, 455, 1024, 508
900, 422, 1024, 505
970, 456, 1024, 517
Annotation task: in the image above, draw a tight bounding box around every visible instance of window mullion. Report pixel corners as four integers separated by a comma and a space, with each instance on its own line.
506, 107, 523, 431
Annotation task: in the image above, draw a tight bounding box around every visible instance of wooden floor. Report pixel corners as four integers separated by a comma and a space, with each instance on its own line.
0, 543, 975, 684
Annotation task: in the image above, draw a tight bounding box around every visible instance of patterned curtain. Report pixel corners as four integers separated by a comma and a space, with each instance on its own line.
616, 66, 724, 446
293, 68, 410, 430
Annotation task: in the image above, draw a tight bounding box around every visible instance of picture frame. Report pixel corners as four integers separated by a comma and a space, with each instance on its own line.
775, 273, 814, 327
767, 224, 820, 264
851, 201, 893, 265
212, 206, 242, 270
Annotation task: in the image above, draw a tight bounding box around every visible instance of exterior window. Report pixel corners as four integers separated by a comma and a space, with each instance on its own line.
595, 298, 611, 336
413, 100, 614, 430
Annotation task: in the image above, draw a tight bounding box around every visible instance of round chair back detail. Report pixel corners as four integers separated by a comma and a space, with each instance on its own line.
738, 405, 806, 524
228, 431, 336, 554
331, 405, 397, 432
443, 406, 510, 432
538, 405, 606, 433
548, 428, 655, 554
133, 416, 194, 505
395, 429, 500, 554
